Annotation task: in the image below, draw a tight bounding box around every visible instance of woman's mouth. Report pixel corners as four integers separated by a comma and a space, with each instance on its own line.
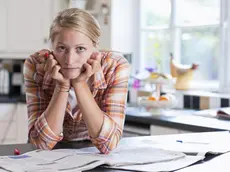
62, 67, 81, 70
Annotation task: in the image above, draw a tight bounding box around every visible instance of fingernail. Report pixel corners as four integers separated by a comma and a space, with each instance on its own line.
44, 53, 49, 58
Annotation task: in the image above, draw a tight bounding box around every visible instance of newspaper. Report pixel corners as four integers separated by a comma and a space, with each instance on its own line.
0, 146, 204, 172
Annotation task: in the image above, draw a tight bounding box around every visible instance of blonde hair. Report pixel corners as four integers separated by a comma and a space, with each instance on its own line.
49, 8, 101, 46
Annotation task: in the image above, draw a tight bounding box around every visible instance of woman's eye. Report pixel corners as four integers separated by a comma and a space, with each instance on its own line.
76, 47, 86, 52
58, 46, 66, 51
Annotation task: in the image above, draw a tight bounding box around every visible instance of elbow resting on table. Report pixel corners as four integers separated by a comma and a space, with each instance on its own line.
28, 129, 59, 150
92, 126, 122, 154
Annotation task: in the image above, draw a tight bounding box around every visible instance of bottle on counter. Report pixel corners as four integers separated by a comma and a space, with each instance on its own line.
0, 63, 9, 95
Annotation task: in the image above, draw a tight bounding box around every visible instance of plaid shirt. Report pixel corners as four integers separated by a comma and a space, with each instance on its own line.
23, 50, 130, 154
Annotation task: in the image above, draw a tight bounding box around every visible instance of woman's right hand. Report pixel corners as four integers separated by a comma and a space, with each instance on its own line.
43, 52, 70, 88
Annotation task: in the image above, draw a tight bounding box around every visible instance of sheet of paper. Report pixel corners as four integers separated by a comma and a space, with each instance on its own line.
57, 146, 187, 166
24, 149, 75, 161
0, 153, 102, 172
109, 155, 204, 172
76, 146, 186, 167
0, 146, 197, 172
140, 131, 230, 155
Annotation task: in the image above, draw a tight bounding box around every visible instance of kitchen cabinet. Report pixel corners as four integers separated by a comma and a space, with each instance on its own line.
0, 103, 28, 144
0, 0, 7, 52
0, 0, 63, 59
16, 103, 28, 143
123, 123, 191, 137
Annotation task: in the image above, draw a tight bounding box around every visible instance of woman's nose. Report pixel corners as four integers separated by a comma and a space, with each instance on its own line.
65, 50, 76, 65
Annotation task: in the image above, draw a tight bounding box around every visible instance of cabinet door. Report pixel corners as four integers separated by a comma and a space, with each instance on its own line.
7, 0, 53, 54
16, 104, 28, 143
0, 0, 7, 52
0, 104, 17, 144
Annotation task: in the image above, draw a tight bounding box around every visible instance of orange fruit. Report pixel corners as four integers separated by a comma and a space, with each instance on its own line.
148, 96, 156, 101
159, 96, 169, 101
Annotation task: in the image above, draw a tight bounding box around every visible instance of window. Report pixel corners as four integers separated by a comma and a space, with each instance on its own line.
139, 0, 223, 89
180, 27, 219, 80
140, 0, 171, 73
141, 30, 170, 72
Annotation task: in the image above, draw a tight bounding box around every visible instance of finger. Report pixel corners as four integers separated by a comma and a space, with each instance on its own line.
83, 63, 92, 76
90, 52, 97, 59
94, 52, 101, 61
51, 65, 62, 80
87, 59, 95, 65
44, 54, 52, 71
44, 56, 56, 72
90, 52, 101, 60
48, 59, 58, 73
87, 58, 101, 72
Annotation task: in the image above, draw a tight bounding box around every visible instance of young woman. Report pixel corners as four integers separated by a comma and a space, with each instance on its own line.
23, 8, 130, 154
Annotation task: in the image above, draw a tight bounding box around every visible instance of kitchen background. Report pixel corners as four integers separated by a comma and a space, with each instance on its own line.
1, 0, 230, 144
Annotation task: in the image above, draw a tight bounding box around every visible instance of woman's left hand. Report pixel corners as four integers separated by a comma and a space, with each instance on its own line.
71, 52, 102, 85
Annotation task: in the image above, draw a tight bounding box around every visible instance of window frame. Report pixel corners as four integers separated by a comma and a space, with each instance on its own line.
137, 0, 229, 92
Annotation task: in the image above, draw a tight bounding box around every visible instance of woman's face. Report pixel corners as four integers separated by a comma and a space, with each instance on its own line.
52, 27, 95, 79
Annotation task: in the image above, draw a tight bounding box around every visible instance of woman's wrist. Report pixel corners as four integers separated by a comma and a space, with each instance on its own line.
71, 80, 87, 88
55, 83, 70, 92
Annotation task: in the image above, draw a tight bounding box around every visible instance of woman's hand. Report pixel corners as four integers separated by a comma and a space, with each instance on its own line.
71, 52, 102, 86
44, 52, 70, 88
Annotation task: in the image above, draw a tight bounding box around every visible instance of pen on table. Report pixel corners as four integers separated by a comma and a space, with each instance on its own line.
176, 140, 209, 145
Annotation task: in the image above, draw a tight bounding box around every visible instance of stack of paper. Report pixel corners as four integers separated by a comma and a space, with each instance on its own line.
1, 132, 230, 172
0, 146, 204, 172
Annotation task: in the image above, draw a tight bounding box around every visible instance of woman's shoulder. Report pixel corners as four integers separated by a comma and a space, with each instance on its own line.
100, 50, 130, 68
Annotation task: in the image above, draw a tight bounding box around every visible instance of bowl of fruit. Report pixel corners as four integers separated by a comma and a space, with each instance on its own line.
138, 94, 177, 110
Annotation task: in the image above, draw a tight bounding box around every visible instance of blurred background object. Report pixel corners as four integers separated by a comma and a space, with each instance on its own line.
170, 53, 199, 90
0, 62, 9, 95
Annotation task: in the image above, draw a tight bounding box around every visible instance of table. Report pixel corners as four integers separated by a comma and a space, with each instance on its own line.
0, 132, 230, 172
125, 107, 230, 133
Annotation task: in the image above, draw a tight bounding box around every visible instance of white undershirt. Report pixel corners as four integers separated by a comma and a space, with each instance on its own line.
68, 80, 91, 109
68, 87, 77, 109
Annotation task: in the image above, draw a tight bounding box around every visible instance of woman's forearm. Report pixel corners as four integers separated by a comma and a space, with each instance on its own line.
44, 86, 69, 136
73, 81, 104, 138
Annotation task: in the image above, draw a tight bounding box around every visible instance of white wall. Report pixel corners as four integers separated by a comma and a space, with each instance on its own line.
111, 0, 134, 53
97, 0, 111, 50
110, 0, 139, 73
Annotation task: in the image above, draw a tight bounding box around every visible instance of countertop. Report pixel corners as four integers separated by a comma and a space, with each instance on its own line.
0, 95, 26, 103
1, 96, 230, 132
125, 106, 230, 132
